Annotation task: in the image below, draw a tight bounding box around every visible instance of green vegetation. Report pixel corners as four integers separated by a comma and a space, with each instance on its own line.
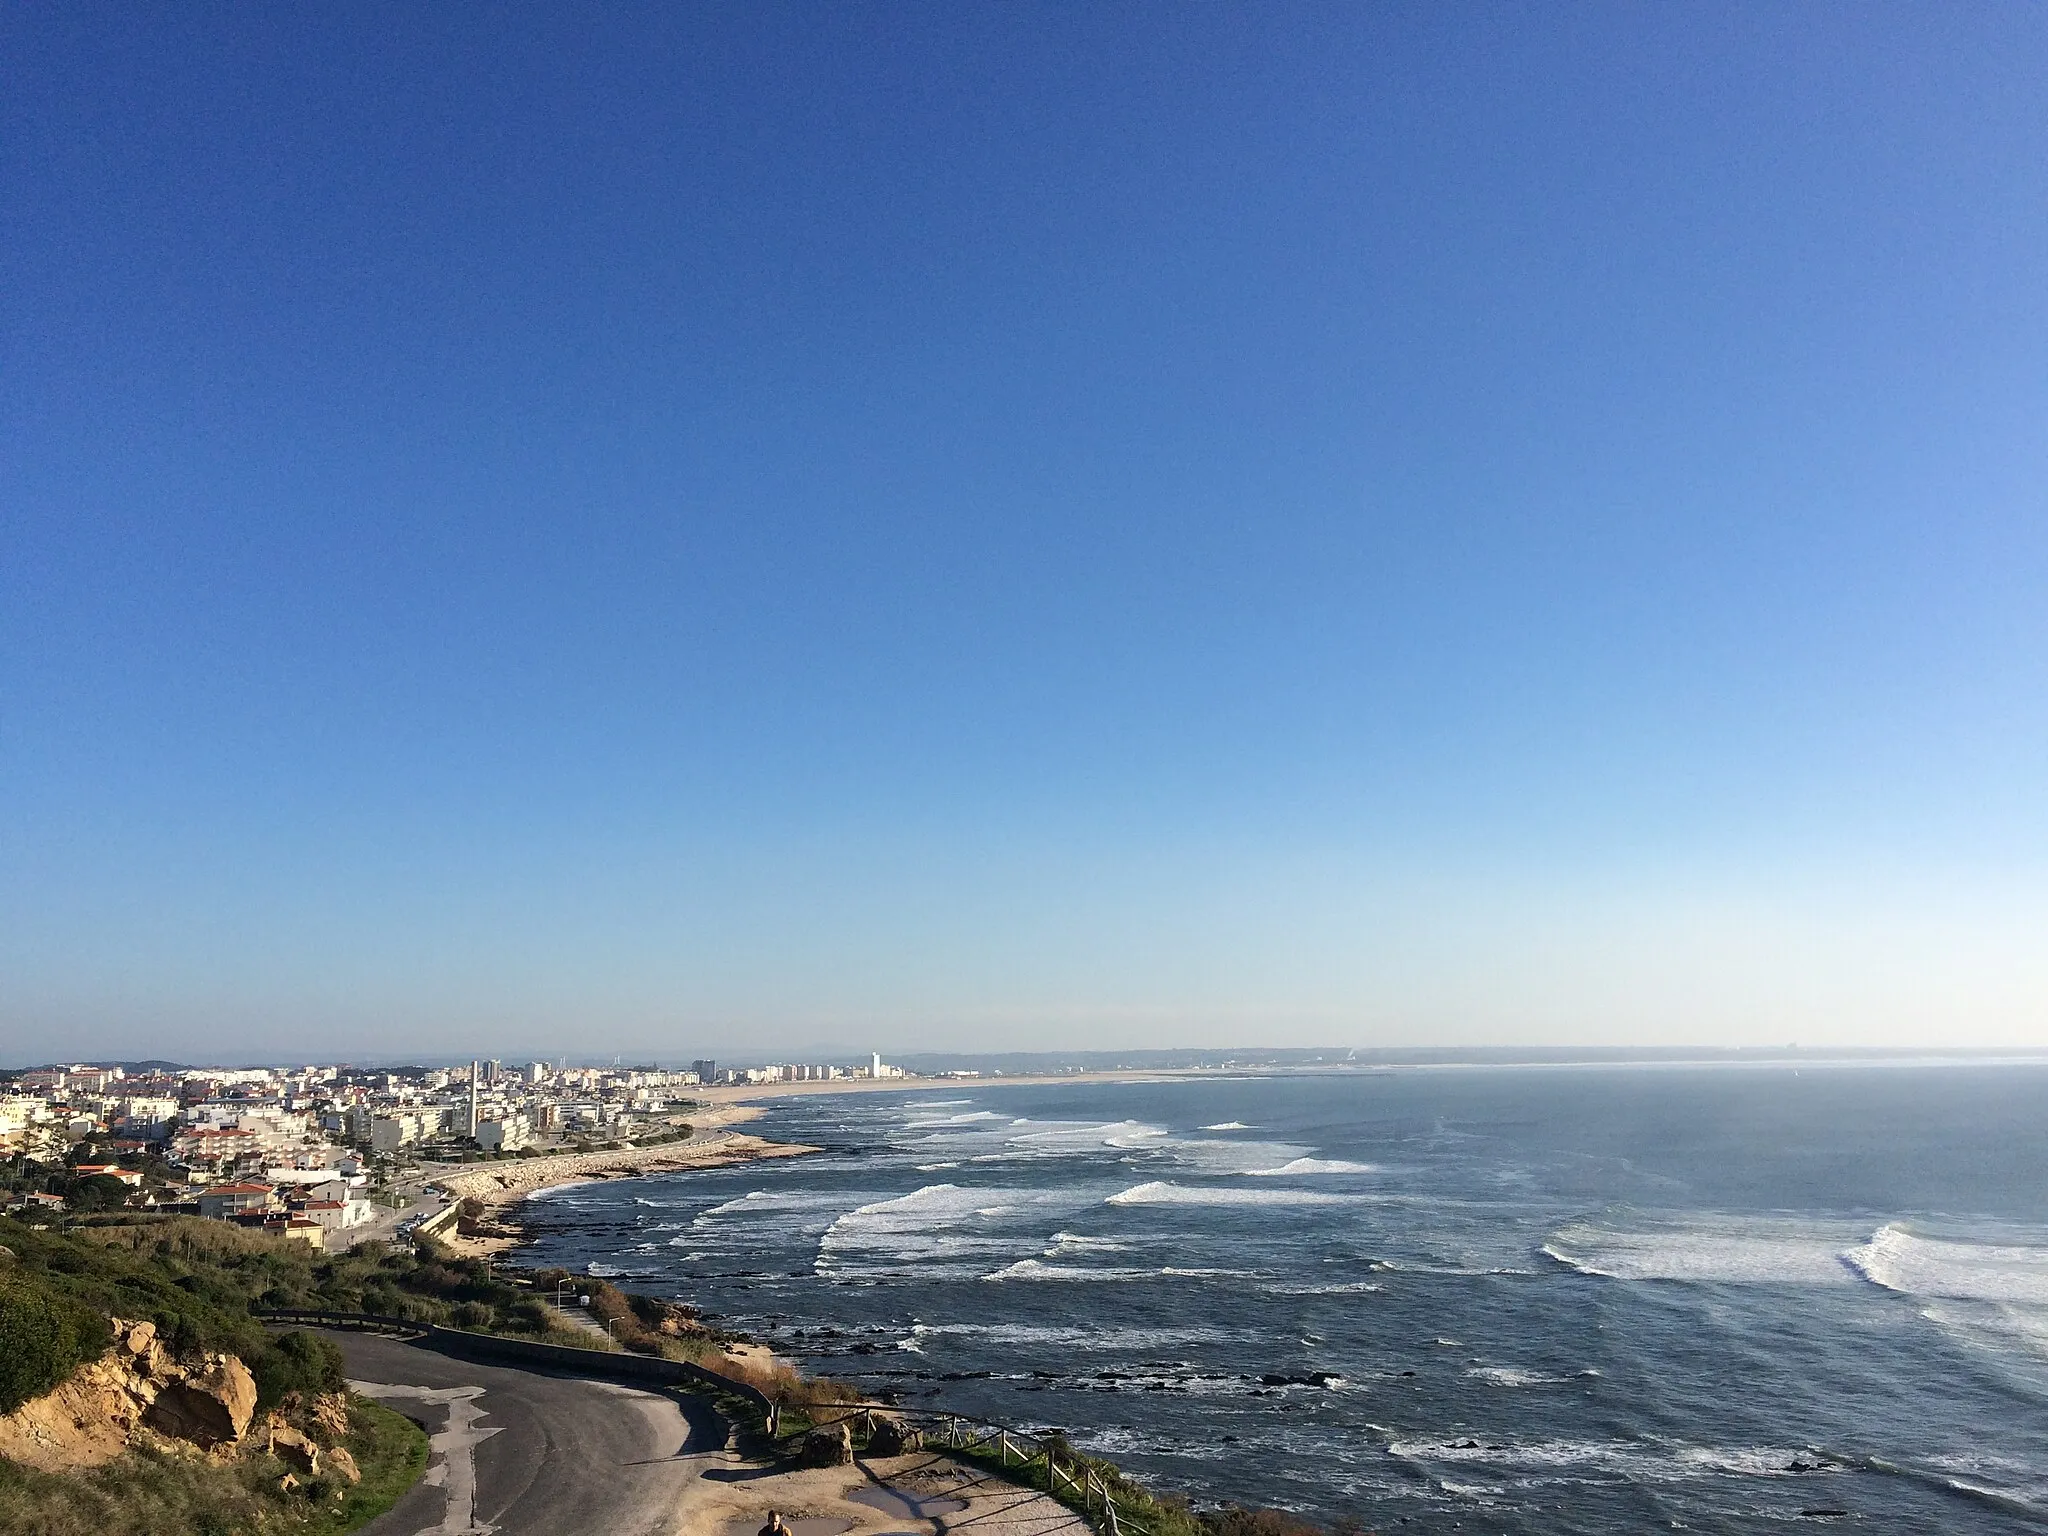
0, 1215, 437, 1535
0, 1274, 112, 1413
64, 1217, 580, 1345
249, 1330, 345, 1410
0, 1396, 427, 1536
304, 1399, 429, 1536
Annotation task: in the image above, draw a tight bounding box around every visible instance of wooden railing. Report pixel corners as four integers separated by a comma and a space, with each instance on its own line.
927, 1412, 1151, 1536
792, 1405, 1151, 1536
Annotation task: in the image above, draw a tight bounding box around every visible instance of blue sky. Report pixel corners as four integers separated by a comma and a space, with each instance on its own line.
4, 5, 2045, 1062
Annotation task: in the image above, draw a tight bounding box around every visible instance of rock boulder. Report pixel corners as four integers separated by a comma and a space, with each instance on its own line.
799, 1420, 854, 1467
145, 1354, 258, 1447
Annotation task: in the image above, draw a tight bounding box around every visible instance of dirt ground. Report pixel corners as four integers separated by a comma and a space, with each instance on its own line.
669, 1446, 1090, 1536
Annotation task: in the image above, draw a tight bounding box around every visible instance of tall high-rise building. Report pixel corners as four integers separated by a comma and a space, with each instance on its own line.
467, 1060, 480, 1138
692, 1059, 716, 1085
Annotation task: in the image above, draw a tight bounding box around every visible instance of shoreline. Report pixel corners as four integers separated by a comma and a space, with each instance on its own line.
427, 1104, 820, 1257
427, 1071, 1235, 1258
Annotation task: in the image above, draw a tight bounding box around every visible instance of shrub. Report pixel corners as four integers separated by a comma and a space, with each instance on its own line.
249, 1329, 344, 1409
0, 1274, 111, 1413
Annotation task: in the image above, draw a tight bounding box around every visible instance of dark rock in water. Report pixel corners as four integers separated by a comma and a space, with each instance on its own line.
1260, 1372, 1337, 1387
1453, 1439, 1480, 1450
1399, 1370, 1417, 1378
851, 1342, 880, 1355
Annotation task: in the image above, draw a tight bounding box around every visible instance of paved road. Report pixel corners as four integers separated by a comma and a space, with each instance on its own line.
337, 1331, 722, 1536
348, 1188, 444, 1250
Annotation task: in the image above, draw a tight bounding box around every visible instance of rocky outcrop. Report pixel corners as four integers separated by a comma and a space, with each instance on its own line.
145, 1355, 258, 1447
0, 1318, 260, 1471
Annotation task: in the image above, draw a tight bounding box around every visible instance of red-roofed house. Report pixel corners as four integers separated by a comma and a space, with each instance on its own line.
73, 1164, 144, 1186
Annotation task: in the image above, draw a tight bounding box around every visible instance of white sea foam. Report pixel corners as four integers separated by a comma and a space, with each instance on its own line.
815, 1182, 1073, 1276
1388, 1436, 1835, 1485
1843, 1224, 2048, 1305
1046, 1230, 1129, 1255
1004, 1119, 1172, 1150
1463, 1366, 1587, 1387
694, 1189, 854, 1226
1246, 1157, 1377, 1177
903, 1321, 1244, 1350
1106, 1180, 1358, 1207
1169, 1139, 1314, 1175
1202, 1122, 1252, 1131
1543, 1217, 1863, 1287
1261, 1280, 1384, 1296
983, 1258, 1159, 1282
982, 1257, 1253, 1283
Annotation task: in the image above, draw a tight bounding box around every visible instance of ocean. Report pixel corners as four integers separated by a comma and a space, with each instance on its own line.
518, 1064, 2048, 1533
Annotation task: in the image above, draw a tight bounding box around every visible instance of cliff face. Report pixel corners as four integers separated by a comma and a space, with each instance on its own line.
0, 1317, 258, 1471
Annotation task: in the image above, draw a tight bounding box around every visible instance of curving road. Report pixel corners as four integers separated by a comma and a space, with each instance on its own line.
338, 1331, 723, 1536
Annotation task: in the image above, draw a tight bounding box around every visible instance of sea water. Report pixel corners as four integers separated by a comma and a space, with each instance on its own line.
519, 1064, 2048, 1532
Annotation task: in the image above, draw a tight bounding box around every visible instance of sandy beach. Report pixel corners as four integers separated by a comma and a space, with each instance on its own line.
429, 1103, 821, 1255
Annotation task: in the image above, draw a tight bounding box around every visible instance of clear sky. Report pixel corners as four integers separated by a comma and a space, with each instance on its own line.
4, 5, 2045, 1064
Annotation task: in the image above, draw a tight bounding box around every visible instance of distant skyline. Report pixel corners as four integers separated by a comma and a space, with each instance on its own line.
5, 5, 2045, 1062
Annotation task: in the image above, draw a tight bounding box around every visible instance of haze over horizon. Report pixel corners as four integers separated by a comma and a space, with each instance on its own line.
6, 6, 2045, 1064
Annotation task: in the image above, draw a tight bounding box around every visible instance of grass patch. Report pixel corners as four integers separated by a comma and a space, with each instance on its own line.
0, 1395, 429, 1536
302, 1398, 429, 1536
0, 1443, 284, 1536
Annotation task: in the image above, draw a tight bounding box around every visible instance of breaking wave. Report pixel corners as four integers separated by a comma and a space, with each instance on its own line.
1107, 1180, 1359, 1207
1843, 1224, 2048, 1306
1246, 1157, 1377, 1177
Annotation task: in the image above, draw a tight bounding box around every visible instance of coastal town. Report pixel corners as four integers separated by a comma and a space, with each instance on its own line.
0, 1054, 917, 1247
